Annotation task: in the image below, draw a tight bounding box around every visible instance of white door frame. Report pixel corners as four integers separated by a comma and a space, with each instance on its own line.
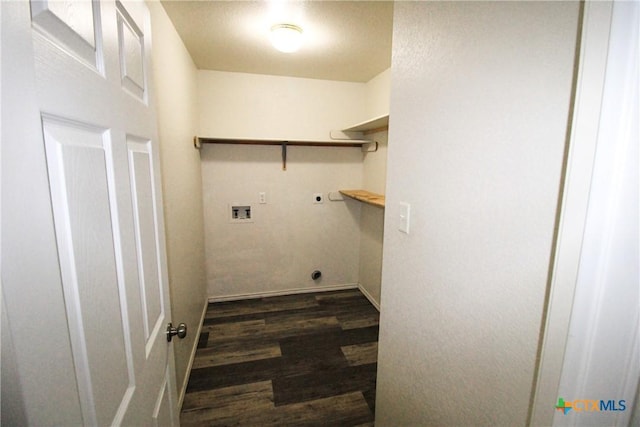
530, 0, 639, 425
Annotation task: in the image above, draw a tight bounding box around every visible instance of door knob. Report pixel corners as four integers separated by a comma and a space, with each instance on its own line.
166, 322, 187, 342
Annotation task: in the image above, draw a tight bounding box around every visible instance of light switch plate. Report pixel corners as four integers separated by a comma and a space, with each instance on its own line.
399, 202, 410, 234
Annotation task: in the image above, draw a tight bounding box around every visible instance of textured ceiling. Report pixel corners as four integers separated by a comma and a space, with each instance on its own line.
161, 1, 394, 82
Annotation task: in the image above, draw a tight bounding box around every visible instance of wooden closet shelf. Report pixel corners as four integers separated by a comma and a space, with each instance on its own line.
339, 190, 385, 208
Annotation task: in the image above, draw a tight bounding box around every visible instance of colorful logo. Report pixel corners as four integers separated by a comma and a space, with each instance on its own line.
555, 397, 626, 415
556, 397, 572, 414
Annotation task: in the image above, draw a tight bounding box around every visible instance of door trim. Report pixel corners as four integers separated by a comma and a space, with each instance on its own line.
528, 1, 612, 424
529, 1, 627, 424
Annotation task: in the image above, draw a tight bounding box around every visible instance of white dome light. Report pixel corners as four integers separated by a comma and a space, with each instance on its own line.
270, 24, 303, 53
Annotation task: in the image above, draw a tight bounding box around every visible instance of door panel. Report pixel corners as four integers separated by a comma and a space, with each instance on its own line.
153, 369, 173, 427
117, 2, 146, 100
30, 0, 101, 70
128, 138, 165, 352
42, 116, 133, 426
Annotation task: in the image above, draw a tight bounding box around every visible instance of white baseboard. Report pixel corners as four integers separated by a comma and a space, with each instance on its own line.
357, 283, 380, 311
208, 283, 360, 303
177, 297, 208, 410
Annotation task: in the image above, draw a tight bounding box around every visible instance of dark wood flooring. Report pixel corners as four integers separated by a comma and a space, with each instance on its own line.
181, 289, 380, 426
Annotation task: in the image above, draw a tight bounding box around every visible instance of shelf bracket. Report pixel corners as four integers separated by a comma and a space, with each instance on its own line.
329, 130, 377, 151
329, 129, 370, 142
362, 141, 379, 153
282, 142, 287, 171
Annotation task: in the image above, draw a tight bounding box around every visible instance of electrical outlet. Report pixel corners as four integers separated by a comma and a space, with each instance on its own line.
313, 193, 323, 204
259, 192, 266, 204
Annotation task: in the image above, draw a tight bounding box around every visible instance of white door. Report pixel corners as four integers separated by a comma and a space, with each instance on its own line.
2, 0, 179, 425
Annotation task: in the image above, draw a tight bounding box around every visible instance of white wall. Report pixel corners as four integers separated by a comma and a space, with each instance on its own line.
198, 71, 368, 298
357, 129, 388, 309
362, 132, 388, 197
365, 68, 391, 120
376, 2, 579, 426
149, 1, 207, 401
201, 144, 363, 298
356, 69, 390, 309
198, 70, 366, 141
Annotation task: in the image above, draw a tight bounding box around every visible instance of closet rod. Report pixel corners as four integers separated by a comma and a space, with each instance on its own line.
194, 136, 364, 149
194, 136, 365, 171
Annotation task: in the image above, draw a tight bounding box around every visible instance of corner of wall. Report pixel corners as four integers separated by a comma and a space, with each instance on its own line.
365, 68, 391, 120
149, 0, 207, 400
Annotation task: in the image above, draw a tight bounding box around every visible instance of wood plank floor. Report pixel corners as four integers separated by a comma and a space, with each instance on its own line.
181, 289, 380, 426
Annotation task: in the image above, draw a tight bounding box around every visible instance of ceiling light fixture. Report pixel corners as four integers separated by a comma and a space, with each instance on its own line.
270, 23, 303, 53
